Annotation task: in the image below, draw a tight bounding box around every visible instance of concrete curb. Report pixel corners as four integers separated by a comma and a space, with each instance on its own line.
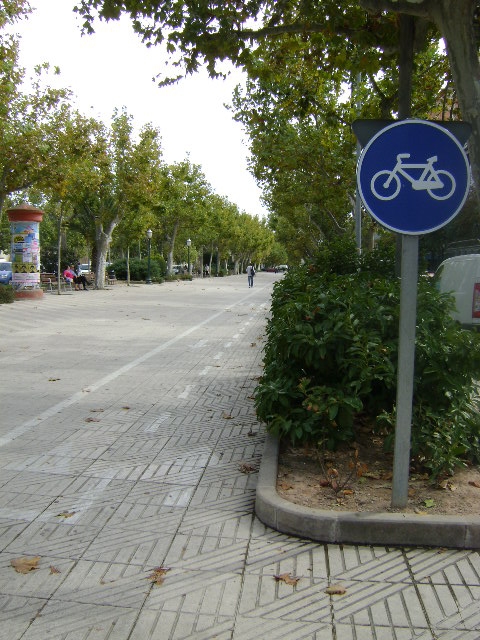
255, 433, 480, 549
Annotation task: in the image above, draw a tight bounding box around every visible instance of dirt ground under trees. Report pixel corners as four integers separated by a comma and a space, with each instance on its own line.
277, 429, 480, 517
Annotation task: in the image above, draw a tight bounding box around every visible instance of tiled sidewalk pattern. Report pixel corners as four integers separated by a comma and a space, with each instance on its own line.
0, 275, 479, 639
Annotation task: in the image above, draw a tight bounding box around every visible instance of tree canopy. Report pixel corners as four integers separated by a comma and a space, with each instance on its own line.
74, 0, 480, 201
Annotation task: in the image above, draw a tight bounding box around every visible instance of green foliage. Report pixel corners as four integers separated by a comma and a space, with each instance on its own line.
40, 246, 80, 273
255, 241, 480, 478
0, 284, 14, 303
110, 256, 166, 282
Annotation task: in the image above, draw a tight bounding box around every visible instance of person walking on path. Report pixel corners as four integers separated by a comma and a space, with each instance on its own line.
246, 263, 255, 288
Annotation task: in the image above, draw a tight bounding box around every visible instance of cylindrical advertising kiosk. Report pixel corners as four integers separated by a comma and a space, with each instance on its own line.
7, 204, 44, 299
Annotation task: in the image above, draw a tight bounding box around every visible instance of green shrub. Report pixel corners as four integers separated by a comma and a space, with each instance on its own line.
110, 257, 166, 282
0, 285, 14, 304
255, 239, 480, 479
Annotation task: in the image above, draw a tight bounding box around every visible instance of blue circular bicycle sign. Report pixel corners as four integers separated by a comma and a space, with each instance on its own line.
357, 119, 470, 234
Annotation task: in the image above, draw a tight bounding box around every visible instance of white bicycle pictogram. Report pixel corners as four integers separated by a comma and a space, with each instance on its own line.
371, 153, 456, 201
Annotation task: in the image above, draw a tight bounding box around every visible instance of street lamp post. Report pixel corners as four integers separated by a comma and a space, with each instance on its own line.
186, 238, 191, 275
146, 229, 152, 284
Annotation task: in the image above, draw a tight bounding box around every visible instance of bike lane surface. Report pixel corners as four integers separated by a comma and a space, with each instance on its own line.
0, 273, 479, 640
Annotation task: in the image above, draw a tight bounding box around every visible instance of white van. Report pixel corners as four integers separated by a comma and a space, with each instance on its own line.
435, 254, 480, 328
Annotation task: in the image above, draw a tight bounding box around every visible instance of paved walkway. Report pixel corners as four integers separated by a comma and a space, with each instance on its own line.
0, 274, 479, 639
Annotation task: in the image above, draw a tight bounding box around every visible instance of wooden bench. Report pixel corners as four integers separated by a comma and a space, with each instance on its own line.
40, 273, 73, 292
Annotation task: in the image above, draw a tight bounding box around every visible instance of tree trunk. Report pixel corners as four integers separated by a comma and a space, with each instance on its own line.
166, 220, 180, 275
56, 212, 63, 295
432, 1, 480, 200
94, 216, 118, 289
199, 244, 204, 277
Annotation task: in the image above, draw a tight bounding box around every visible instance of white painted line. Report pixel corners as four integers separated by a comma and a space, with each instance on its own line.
199, 366, 212, 376
191, 339, 208, 349
0, 291, 255, 447
144, 413, 171, 431
178, 386, 194, 400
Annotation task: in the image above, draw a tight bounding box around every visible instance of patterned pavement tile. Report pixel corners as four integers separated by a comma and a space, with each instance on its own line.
0, 471, 79, 497
0, 490, 54, 516
140, 569, 244, 639
129, 607, 235, 640
177, 510, 254, 540
231, 614, 333, 639
245, 535, 329, 578
80, 523, 176, 565
2, 452, 92, 477
406, 547, 480, 584
52, 559, 152, 608
327, 544, 413, 584
0, 595, 47, 640
162, 534, 250, 572
19, 600, 139, 640
123, 481, 197, 507
333, 623, 424, 639
432, 587, 480, 629
100, 501, 186, 531
0, 519, 31, 551
332, 582, 429, 629
0, 553, 74, 598
187, 489, 256, 513
4, 520, 104, 559
417, 632, 480, 640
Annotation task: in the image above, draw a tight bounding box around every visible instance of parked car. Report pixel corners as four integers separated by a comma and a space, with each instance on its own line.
276, 264, 288, 272
78, 264, 90, 275
0, 262, 12, 285
435, 254, 480, 328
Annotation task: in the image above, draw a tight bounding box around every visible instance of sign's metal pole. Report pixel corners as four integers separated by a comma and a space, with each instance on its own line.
391, 233, 419, 508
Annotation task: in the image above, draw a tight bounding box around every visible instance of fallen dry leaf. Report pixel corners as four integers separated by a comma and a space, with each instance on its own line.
122, 406, 131, 410
222, 412, 233, 419
49, 565, 61, 574
85, 417, 100, 423
11, 556, 40, 574
325, 584, 346, 595
90, 408, 104, 413
147, 566, 171, 586
438, 479, 457, 491
468, 480, 480, 488
239, 463, 256, 474
274, 573, 300, 586
48, 378, 60, 382
56, 511, 76, 519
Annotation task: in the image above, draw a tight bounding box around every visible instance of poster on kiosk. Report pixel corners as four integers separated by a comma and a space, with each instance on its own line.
11, 220, 41, 288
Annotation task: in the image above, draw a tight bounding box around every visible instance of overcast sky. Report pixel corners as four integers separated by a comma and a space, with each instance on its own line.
12, 0, 268, 218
